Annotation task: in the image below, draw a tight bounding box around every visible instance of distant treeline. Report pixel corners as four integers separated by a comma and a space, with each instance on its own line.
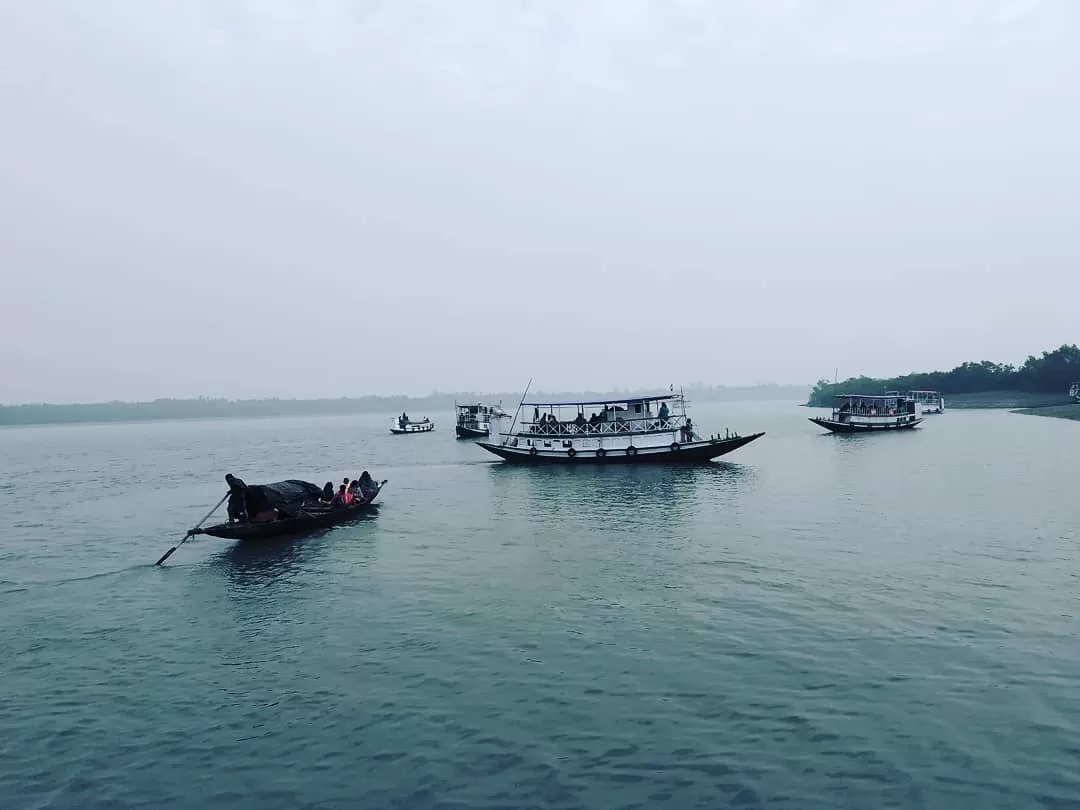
808, 344, 1080, 407
0, 384, 809, 427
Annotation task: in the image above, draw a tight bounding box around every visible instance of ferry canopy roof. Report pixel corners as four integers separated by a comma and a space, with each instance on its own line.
523, 393, 679, 407
835, 394, 900, 401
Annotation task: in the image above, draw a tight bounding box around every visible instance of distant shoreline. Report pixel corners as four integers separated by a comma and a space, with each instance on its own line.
805, 391, 1072, 410
1012, 404, 1080, 422
0, 385, 811, 427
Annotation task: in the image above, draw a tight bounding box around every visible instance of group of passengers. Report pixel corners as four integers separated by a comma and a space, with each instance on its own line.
529, 401, 675, 433
320, 471, 377, 508
222, 471, 378, 525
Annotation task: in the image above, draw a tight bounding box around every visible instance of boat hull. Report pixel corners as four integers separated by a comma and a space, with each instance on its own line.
476, 432, 764, 464
195, 484, 385, 540
809, 417, 923, 433
390, 423, 434, 434
456, 425, 488, 438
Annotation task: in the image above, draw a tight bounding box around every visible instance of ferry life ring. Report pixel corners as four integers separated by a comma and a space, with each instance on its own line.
529, 446, 538, 456
670, 442, 680, 452
596, 448, 606, 458
567, 446, 577, 457
626, 446, 638, 456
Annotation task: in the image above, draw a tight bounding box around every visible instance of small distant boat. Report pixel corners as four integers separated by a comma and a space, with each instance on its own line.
1070, 382, 1080, 403
390, 413, 434, 434
193, 477, 386, 541
886, 389, 945, 414
810, 394, 922, 433
455, 401, 509, 438
476, 389, 764, 463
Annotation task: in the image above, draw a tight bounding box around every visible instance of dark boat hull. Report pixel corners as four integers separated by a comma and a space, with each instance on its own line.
195, 484, 385, 540
476, 432, 764, 464
456, 425, 488, 438
809, 417, 922, 434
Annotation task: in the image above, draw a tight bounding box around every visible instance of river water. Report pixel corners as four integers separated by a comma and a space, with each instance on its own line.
1, 402, 1078, 809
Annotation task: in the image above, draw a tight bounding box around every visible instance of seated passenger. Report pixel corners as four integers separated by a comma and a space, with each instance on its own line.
331, 484, 348, 507
321, 481, 335, 503
358, 470, 376, 499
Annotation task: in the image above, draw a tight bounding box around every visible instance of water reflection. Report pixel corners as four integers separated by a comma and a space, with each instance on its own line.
211, 512, 381, 590
486, 461, 753, 527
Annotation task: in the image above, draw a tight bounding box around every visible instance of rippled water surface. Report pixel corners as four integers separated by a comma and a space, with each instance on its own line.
2, 403, 1079, 809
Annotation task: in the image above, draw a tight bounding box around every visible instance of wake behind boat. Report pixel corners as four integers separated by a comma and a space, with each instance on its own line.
476, 390, 764, 464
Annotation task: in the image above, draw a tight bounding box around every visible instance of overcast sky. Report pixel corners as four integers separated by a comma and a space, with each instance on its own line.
2, 0, 1078, 403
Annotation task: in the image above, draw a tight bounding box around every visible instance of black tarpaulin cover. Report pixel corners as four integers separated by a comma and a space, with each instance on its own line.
243, 479, 323, 517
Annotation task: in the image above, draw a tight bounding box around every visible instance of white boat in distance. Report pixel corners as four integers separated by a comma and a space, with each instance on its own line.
390, 413, 434, 434
455, 401, 509, 439
476, 391, 764, 464
886, 389, 945, 414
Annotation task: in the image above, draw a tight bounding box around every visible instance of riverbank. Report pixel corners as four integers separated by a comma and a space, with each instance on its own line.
806, 391, 1069, 409
1012, 404, 1080, 422
944, 391, 1069, 409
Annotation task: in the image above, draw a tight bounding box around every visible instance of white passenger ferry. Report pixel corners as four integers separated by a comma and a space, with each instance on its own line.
1070, 382, 1080, 403
454, 402, 509, 439
810, 394, 922, 433
476, 391, 764, 464
390, 413, 434, 434
886, 389, 945, 414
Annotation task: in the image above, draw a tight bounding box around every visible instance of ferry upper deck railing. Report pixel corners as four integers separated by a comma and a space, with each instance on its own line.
831, 405, 916, 418
510, 414, 689, 437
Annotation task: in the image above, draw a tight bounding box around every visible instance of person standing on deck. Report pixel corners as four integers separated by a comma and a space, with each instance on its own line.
225, 473, 248, 523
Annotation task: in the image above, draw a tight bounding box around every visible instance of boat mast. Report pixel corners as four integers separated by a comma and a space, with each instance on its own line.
504, 377, 532, 441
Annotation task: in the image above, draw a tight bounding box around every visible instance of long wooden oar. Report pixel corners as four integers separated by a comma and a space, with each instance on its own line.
154, 492, 229, 566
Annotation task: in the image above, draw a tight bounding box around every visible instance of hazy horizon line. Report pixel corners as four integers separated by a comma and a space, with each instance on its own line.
0, 381, 814, 409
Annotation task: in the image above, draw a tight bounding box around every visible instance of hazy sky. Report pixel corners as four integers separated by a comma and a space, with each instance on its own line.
2, 0, 1078, 403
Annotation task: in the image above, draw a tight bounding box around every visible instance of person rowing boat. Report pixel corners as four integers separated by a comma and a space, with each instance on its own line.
225, 473, 248, 523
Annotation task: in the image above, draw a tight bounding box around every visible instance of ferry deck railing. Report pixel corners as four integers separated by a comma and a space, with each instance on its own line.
831, 406, 916, 419
514, 414, 689, 437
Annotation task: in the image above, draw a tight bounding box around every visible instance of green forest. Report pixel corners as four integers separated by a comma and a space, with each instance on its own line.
807, 344, 1080, 407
